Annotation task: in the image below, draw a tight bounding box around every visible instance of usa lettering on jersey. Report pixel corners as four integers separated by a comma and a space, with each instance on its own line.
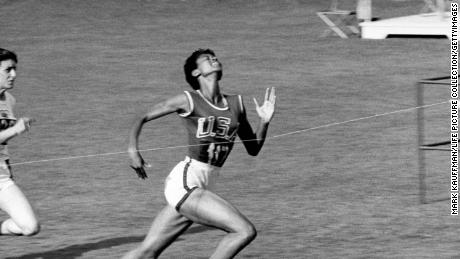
196, 116, 235, 140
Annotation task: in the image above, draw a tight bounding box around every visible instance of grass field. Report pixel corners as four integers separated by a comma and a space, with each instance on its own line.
0, 0, 457, 258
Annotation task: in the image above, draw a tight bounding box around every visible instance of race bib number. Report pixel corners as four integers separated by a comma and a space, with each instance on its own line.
206, 142, 231, 166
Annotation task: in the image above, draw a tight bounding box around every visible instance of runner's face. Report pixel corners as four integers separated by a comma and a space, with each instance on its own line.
196, 54, 222, 77
0, 59, 17, 91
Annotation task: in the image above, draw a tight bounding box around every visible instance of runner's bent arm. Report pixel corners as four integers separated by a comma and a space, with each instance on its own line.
0, 118, 33, 143
237, 87, 276, 156
128, 94, 189, 179
237, 113, 270, 156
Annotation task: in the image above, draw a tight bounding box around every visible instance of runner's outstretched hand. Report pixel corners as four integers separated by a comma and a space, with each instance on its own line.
254, 87, 276, 123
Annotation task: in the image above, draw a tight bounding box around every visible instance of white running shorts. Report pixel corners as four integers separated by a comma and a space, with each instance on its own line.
0, 177, 14, 192
164, 156, 220, 211
0, 160, 13, 192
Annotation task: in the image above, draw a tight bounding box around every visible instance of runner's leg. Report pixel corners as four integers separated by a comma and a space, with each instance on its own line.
122, 205, 193, 259
180, 189, 256, 259
0, 183, 39, 236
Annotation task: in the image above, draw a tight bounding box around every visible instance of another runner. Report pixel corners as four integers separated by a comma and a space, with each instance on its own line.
0, 48, 39, 236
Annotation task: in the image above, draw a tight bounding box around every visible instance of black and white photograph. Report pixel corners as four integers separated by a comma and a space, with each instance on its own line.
0, 0, 457, 258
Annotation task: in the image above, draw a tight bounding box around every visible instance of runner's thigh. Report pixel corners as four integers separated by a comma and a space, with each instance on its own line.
0, 183, 37, 225
180, 189, 252, 232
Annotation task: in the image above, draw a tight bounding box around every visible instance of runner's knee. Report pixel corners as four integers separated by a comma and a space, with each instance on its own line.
236, 221, 257, 243
244, 223, 257, 243
21, 221, 40, 236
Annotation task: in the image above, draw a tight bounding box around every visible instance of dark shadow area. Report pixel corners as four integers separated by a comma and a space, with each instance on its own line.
422, 196, 450, 204
4, 235, 145, 259
4, 225, 213, 259
387, 34, 448, 39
